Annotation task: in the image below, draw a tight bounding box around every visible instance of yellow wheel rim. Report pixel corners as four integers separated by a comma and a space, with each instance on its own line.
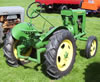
90, 40, 96, 56
13, 41, 32, 61
56, 39, 73, 71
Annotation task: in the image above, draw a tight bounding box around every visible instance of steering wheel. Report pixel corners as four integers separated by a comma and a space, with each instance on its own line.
26, 2, 42, 19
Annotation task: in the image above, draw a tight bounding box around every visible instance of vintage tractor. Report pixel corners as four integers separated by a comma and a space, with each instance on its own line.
3, 2, 98, 79
0, 6, 24, 44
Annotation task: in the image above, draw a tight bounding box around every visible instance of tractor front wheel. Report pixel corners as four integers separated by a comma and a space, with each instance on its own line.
44, 29, 76, 79
85, 36, 98, 58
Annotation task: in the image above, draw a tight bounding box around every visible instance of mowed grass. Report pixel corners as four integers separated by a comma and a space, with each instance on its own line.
0, 0, 100, 82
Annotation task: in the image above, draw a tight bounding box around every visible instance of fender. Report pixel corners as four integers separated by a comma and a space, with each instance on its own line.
11, 22, 36, 40
40, 26, 68, 41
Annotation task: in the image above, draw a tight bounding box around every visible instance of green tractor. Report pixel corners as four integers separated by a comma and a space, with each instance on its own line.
3, 2, 98, 79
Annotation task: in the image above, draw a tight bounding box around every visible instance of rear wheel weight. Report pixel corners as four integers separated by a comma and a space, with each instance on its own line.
85, 36, 98, 58
44, 29, 76, 79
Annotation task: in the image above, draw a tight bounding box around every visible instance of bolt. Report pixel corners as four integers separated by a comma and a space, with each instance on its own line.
64, 52, 68, 58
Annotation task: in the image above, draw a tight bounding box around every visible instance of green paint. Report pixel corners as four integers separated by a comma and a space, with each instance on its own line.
64, 52, 68, 58
11, 9, 88, 63
61, 9, 86, 39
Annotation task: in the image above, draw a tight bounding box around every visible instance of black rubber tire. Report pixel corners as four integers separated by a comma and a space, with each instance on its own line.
60, 5, 68, 10
0, 23, 4, 44
85, 36, 98, 58
44, 29, 76, 79
3, 31, 19, 67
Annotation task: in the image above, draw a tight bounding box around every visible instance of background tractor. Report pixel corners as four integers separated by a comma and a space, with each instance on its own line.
35, 0, 82, 12
35, 0, 100, 14
81, 0, 100, 14
3, 2, 98, 79
0, 6, 24, 44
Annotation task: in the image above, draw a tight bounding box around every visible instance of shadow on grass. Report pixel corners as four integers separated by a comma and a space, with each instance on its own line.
18, 61, 33, 69
0, 43, 4, 48
77, 48, 86, 58
84, 63, 100, 82
86, 13, 100, 17
19, 53, 50, 78
39, 54, 51, 78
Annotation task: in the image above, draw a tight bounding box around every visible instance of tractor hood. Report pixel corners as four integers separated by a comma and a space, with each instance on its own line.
0, 6, 24, 15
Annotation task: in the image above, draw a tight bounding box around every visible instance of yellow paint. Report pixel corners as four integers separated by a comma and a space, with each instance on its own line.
90, 40, 96, 56
56, 39, 73, 71
13, 41, 32, 61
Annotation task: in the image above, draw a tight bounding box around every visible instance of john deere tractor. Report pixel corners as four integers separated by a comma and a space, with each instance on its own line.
3, 2, 98, 79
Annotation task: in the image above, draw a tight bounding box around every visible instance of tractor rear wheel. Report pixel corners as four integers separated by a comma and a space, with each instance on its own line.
3, 31, 32, 67
85, 36, 98, 58
44, 29, 76, 79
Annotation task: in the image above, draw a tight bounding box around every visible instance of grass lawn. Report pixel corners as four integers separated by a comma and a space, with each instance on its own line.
0, 0, 100, 82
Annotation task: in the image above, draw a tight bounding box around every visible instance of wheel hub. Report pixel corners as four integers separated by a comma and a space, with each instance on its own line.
64, 52, 68, 58
90, 40, 96, 56
56, 39, 73, 71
